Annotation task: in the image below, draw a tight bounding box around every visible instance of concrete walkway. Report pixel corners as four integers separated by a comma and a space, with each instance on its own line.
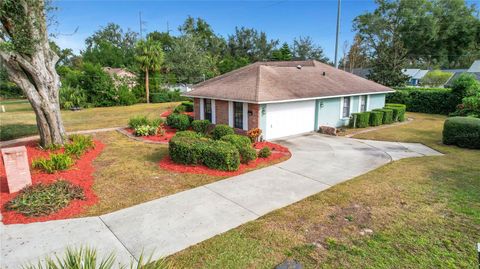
0, 134, 443, 268
0, 127, 126, 148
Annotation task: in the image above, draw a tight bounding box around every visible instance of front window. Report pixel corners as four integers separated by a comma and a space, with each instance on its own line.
342, 97, 350, 118
204, 99, 212, 122
360, 95, 367, 112
233, 102, 243, 129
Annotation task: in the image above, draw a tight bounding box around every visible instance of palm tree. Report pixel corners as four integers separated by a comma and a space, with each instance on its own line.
136, 38, 164, 103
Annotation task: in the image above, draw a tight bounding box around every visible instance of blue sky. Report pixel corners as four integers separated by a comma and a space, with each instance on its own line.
51, 0, 377, 60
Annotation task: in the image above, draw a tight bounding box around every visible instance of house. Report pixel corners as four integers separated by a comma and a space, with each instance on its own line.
402, 69, 429, 86
102, 67, 137, 88
183, 60, 394, 140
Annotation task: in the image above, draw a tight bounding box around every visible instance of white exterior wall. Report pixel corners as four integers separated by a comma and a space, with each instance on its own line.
265, 100, 316, 140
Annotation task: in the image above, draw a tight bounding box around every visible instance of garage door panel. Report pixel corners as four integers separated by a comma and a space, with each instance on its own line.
266, 101, 315, 140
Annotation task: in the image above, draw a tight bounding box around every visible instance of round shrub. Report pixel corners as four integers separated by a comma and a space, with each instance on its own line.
349, 112, 370, 128
202, 140, 240, 171
192, 120, 211, 134
369, 111, 383, 126
173, 104, 186, 114
212, 124, 234, 140
166, 113, 190, 131
181, 101, 194, 112
239, 147, 257, 164
175, 130, 203, 139
442, 117, 480, 149
168, 136, 206, 165
220, 134, 251, 148
258, 146, 271, 158
385, 103, 407, 122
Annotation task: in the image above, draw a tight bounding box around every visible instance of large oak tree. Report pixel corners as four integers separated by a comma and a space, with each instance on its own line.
1, 0, 66, 146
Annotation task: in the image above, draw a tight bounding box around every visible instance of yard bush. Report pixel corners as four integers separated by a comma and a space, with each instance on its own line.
221, 134, 256, 163
349, 112, 370, 128
212, 124, 234, 140
4, 180, 85, 217
182, 101, 194, 112
385, 103, 407, 121
32, 153, 74, 174
150, 89, 189, 103
168, 136, 207, 165
374, 108, 394, 124
369, 111, 384, 126
134, 125, 158, 136
64, 135, 95, 158
173, 104, 186, 114
258, 146, 272, 158
386, 87, 457, 114
59, 85, 87, 110
442, 117, 480, 149
117, 84, 137, 106
191, 120, 211, 134
202, 140, 240, 171
175, 130, 204, 139
166, 113, 190, 131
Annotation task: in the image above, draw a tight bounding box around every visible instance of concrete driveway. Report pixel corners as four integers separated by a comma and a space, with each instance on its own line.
1, 134, 442, 268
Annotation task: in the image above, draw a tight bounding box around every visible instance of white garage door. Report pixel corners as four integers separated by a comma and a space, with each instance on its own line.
265, 100, 316, 140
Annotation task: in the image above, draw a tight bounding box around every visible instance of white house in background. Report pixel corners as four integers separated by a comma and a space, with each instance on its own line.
184, 60, 394, 140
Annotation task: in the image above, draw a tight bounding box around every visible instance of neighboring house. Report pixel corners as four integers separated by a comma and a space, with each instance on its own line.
445, 60, 480, 87
103, 67, 137, 88
165, 84, 193, 93
402, 69, 429, 86
184, 60, 394, 140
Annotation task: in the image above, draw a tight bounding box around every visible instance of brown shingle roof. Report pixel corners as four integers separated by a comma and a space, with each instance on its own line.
184, 60, 394, 103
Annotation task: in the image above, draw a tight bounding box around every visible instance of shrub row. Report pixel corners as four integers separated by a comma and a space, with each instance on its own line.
385, 103, 406, 122
349, 112, 370, 128
442, 117, 480, 149
386, 87, 457, 115
150, 90, 189, 103
169, 135, 240, 171
349, 104, 406, 129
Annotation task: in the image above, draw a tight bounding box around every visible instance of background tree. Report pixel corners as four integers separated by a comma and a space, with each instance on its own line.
166, 35, 217, 84
147, 31, 175, 52
345, 34, 369, 72
292, 36, 329, 62
421, 70, 453, 87
272, 43, 293, 61
227, 27, 278, 62
82, 23, 138, 68
0, 0, 67, 146
135, 37, 164, 103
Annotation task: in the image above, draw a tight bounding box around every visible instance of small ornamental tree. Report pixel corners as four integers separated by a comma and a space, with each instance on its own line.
0, 0, 67, 146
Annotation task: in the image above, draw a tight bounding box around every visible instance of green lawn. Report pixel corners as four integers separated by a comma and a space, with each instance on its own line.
167, 112, 480, 268
0, 99, 178, 141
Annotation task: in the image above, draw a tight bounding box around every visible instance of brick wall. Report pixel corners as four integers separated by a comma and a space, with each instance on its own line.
194, 98, 200, 120
215, 100, 229, 124
248, 103, 259, 129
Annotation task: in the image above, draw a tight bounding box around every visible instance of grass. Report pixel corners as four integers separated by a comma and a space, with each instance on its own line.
0, 99, 178, 141
166, 112, 480, 268
5, 180, 85, 217
79, 131, 224, 216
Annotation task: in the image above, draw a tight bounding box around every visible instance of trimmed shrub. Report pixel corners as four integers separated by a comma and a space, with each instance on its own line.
374, 108, 394, 124
386, 87, 457, 114
4, 180, 85, 217
191, 120, 211, 134
221, 134, 256, 163
202, 141, 240, 171
166, 113, 190, 131
442, 117, 480, 149
173, 104, 186, 114
32, 153, 74, 174
181, 101, 194, 112
258, 146, 271, 158
134, 125, 157, 136
369, 111, 384, 126
168, 136, 206, 165
385, 103, 407, 122
174, 130, 204, 139
349, 112, 370, 128
212, 124, 234, 140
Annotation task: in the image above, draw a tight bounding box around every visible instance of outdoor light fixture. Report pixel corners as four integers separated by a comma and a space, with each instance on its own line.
320, 101, 324, 108
248, 110, 253, 116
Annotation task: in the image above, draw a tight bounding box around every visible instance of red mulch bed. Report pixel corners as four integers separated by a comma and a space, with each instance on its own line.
124, 125, 178, 143
159, 142, 291, 177
0, 141, 104, 224
160, 110, 194, 117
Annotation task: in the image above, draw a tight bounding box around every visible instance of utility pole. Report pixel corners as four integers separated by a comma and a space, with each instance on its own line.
334, 0, 341, 68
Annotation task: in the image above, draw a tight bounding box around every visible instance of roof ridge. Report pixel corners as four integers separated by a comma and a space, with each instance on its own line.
192, 62, 261, 89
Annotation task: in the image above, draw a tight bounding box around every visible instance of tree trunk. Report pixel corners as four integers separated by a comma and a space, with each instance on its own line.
145, 67, 150, 104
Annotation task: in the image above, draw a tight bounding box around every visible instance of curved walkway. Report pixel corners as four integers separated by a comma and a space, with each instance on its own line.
0, 134, 442, 268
